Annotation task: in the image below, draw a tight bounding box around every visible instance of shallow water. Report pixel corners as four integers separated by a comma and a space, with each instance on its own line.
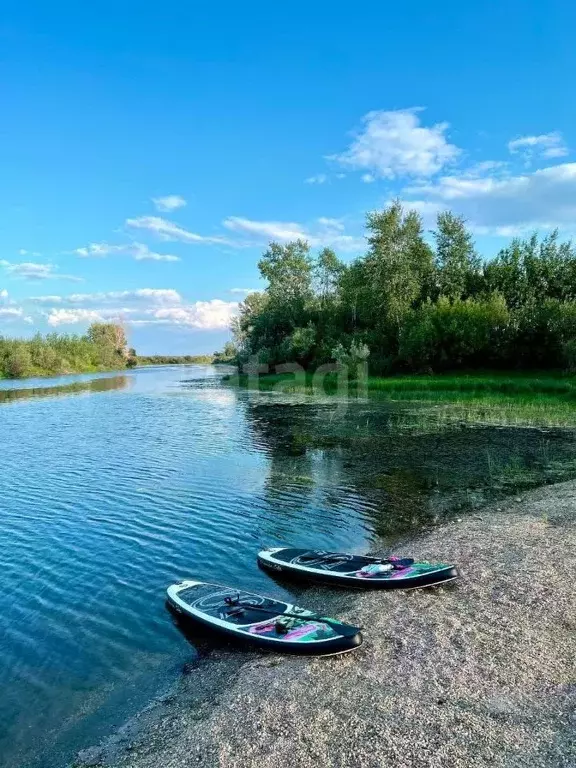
1, 365, 575, 768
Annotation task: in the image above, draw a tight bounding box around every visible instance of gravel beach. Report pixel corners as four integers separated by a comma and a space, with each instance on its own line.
78, 482, 576, 768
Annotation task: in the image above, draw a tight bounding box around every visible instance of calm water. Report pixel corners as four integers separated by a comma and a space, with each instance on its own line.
0, 366, 381, 768
1, 365, 576, 768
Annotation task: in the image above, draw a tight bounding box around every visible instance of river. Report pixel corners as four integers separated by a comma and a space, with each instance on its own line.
1, 365, 575, 768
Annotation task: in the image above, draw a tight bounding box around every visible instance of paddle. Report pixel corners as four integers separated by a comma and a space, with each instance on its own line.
226, 601, 362, 638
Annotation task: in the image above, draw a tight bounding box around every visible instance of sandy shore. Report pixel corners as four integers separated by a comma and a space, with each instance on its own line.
77, 482, 576, 768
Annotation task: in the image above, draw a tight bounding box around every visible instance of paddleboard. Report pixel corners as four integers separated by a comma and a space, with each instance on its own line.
166, 580, 363, 655
258, 548, 458, 589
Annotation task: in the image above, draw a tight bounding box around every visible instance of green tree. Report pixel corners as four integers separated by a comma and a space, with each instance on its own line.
434, 211, 480, 300
85, 323, 129, 367
362, 201, 434, 356
4, 344, 33, 378
315, 247, 345, 305
258, 240, 313, 308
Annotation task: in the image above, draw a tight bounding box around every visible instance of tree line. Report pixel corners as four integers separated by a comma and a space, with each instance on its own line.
137, 354, 214, 366
232, 202, 576, 374
0, 323, 137, 378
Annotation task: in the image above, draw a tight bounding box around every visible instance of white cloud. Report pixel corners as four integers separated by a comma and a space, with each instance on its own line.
361, 173, 375, 183
137, 300, 238, 330
224, 217, 308, 242
28, 295, 64, 304
47, 298, 238, 331
0, 306, 32, 323
305, 174, 328, 185
46, 308, 116, 327
508, 132, 568, 161
152, 195, 187, 213
403, 161, 576, 234
223, 216, 363, 252
316, 217, 345, 231
31, 288, 182, 306
125, 216, 229, 245
74, 243, 117, 258
125, 213, 361, 251
230, 287, 260, 295
0, 260, 83, 282
330, 108, 460, 180
75, 242, 180, 262
0, 291, 32, 322
132, 245, 180, 262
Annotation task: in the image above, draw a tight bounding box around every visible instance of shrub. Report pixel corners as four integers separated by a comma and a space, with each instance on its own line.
399, 295, 510, 371
4, 345, 33, 378
332, 340, 370, 380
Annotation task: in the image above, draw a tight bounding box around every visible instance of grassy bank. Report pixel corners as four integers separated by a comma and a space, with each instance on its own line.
225, 370, 576, 427
0, 323, 135, 379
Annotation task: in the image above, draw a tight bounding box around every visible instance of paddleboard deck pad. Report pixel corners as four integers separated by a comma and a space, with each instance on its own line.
166, 580, 362, 655
258, 548, 458, 589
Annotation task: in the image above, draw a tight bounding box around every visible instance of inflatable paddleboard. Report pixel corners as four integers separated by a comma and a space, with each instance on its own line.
258, 548, 458, 589
166, 580, 363, 655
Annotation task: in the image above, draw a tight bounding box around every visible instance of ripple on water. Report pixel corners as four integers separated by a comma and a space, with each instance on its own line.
0, 367, 380, 768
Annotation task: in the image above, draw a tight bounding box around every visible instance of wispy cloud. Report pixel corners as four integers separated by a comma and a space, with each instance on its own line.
125, 216, 230, 245
402, 161, 576, 235
46, 308, 128, 327
0, 260, 83, 282
223, 216, 364, 252
18, 249, 41, 257
152, 195, 187, 213
74, 241, 180, 262
224, 217, 309, 242
31, 288, 182, 306
0, 289, 32, 322
230, 287, 260, 295
508, 132, 569, 161
44, 297, 237, 331
329, 107, 460, 180
305, 174, 328, 185
0, 306, 33, 323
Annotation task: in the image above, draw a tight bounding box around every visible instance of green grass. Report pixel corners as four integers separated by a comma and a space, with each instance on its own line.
224, 370, 576, 428
364, 372, 576, 396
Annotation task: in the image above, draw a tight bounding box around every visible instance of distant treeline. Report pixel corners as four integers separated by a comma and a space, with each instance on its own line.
0, 323, 137, 379
232, 202, 576, 374
137, 354, 213, 366
137, 348, 237, 366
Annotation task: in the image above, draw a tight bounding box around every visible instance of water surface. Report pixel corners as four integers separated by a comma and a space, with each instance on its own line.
1, 365, 575, 768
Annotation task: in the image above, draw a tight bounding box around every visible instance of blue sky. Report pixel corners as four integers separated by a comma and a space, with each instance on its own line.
1, 1, 575, 354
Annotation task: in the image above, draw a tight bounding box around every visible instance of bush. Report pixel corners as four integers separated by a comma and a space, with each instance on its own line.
562, 339, 576, 372
332, 340, 370, 380
0, 323, 134, 379
4, 345, 33, 378
399, 295, 510, 371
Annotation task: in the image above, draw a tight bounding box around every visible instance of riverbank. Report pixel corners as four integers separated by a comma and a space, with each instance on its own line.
76, 480, 576, 768
225, 370, 576, 427
136, 355, 215, 366
0, 323, 135, 379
